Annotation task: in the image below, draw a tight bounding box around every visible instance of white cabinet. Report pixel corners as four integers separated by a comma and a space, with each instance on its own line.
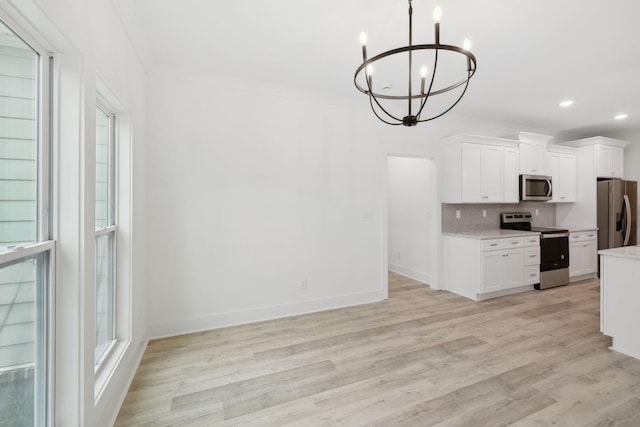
503, 147, 520, 203
599, 249, 640, 360
481, 247, 524, 293
460, 143, 503, 203
547, 148, 577, 203
519, 142, 548, 175
596, 144, 624, 178
443, 234, 539, 300
569, 230, 598, 278
517, 132, 552, 175
443, 135, 519, 204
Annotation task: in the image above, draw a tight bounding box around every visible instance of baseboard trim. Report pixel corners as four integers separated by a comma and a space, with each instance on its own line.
388, 263, 429, 284
148, 289, 386, 340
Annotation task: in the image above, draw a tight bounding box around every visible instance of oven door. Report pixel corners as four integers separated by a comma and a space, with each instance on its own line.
540, 233, 569, 271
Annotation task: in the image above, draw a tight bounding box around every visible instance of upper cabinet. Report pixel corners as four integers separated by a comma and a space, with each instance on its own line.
517, 132, 553, 175
547, 146, 577, 203
595, 144, 624, 179
555, 136, 630, 228
443, 135, 520, 204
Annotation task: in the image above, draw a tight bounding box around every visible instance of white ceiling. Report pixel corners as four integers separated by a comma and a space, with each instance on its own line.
113, 0, 640, 139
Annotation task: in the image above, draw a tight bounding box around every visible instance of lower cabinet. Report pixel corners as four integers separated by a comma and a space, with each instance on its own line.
444, 234, 540, 300
569, 230, 598, 279
481, 248, 523, 293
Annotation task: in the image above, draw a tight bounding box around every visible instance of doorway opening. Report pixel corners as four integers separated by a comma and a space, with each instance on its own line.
386, 156, 435, 290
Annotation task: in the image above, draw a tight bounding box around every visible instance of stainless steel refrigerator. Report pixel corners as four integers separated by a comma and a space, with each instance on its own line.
597, 179, 637, 250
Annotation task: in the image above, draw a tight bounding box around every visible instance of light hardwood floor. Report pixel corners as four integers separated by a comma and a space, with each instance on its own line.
115, 273, 640, 426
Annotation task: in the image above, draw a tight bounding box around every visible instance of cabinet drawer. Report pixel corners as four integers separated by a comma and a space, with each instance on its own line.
482, 238, 523, 251
524, 265, 540, 285
524, 246, 540, 266
570, 231, 597, 242
524, 235, 540, 247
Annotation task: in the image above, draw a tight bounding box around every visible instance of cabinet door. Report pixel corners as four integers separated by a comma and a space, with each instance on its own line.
502, 248, 524, 289
596, 145, 623, 178
596, 145, 612, 178
610, 147, 624, 178
530, 143, 548, 174
482, 145, 503, 202
519, 142, 547, 174
570, 241, 597, 277
548, 153, 577, 202
461, 143, 483, 202
481, 251, 503, 293
503, 147, 519, 203
558, 154, 577, 202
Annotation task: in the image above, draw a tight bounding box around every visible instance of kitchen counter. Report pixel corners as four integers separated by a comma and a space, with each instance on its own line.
598, 246, 640, 260
599, 246, 640, 360
442, 229, 539, 239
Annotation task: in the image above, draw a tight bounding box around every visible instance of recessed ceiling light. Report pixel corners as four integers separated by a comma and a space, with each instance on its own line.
614, 113, 628, 120
559, 100, 574, 108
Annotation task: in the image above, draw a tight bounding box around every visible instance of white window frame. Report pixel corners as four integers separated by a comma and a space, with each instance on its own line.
0, 14, 55, 427
94, 101, 118, 370
93, 75, 132, 401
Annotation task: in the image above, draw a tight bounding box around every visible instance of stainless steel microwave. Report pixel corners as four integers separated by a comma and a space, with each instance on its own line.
520, 174, 552, 201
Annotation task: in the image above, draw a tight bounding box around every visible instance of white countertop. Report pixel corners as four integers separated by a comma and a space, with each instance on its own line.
598, 246, 640, 260
443, 229, 540, 240
565, 226, 598, 233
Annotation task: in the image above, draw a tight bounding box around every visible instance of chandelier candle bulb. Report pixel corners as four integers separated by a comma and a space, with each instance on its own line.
420, 66, 428, 94
360, 31, 368, 61
433, 6, 442, 23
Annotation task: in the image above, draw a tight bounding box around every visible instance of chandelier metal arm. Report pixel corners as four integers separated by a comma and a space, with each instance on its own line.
416, 46, 439, 120
364, 67, 404, 123
368, 94, 403, 125
416, 70, 472, 123
353, 44, 476, 100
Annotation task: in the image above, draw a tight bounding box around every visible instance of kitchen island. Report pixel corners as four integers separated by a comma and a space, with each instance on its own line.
599, 246, 640, 360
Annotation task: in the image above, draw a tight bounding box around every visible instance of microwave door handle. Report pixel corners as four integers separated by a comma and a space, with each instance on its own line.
545, 180, 552, 197
623, 194, 631, 245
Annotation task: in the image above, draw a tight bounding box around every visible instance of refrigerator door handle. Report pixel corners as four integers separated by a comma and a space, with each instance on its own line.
623, 194, 632, 246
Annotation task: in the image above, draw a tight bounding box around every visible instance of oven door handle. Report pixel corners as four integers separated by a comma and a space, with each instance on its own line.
541, 232, 569, 239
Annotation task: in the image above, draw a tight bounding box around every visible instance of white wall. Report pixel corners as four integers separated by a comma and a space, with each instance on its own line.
1, 1, 148, 426
387, 157, 432, 283
146, 72, 386, 337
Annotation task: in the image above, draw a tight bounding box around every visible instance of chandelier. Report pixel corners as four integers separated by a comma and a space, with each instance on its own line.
354, 1, 477, 126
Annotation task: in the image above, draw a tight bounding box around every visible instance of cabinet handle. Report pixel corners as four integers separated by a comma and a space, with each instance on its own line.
583, 245, 588, 248
529, 255, 537, 258
511, 242, 519, 245
490, 243, 498, 246
529, 273, 536, 277
560, 196, 566, 199
532, 169, 538, 172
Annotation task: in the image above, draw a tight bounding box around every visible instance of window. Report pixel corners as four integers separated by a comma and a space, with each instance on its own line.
94, 105, 116, 366
0, 17, 53, 426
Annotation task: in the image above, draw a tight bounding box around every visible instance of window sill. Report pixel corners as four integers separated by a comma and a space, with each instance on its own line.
94, 339, 130, 402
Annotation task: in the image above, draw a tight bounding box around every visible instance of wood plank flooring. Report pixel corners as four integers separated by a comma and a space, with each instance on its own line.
115, 273, 640, 426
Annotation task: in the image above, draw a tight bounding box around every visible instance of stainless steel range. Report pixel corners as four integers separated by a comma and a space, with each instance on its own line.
500, 212, 570, 289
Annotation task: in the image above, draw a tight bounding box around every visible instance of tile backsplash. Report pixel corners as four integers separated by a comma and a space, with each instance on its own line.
441, 202, 556, 233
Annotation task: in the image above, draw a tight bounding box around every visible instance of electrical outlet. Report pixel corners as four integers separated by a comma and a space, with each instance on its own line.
456, 210, 461, 219
482, 209, 486, 218
300, 279, 308, 290
535, 209, 539, 216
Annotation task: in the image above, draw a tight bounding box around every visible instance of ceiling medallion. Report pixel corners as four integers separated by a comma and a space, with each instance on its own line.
354, 1, 477, 127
